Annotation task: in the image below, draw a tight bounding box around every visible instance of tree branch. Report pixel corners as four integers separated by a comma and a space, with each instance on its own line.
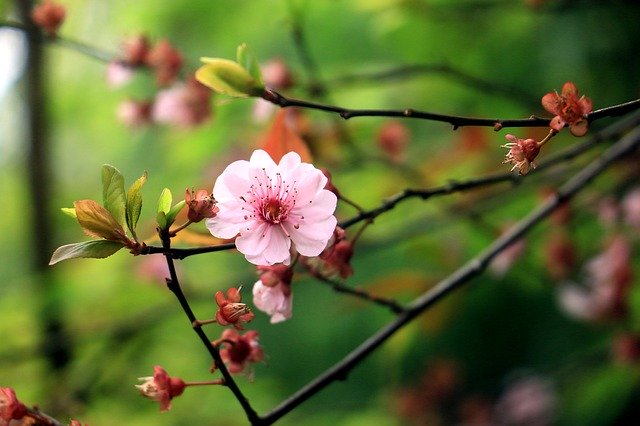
263, 88, 640, 130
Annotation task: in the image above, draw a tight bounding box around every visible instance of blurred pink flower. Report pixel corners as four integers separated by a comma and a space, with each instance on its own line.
622, 187, 640, 228
152, 78, 212, 127
106, 61, 135, 88
135, 366, 186, 411
117, 99, 152, 127
252, 277, 292, 323
494, 376, 556, 426
146, 39, 183, 86
558, 235, 633, 321
206, 150, 337, 265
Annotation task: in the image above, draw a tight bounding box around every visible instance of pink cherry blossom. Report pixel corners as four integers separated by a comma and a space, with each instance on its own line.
253, 278, 293, 323
206, 150, 337, 265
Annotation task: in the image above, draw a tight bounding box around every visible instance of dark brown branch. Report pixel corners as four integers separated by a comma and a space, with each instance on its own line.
263, 88, 640, 130
158, 230, 260, 424
258, 123, 640, 425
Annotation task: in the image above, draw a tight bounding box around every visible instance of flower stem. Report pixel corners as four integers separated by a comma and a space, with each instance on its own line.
538, 129, 557, 148
193, 318, 217, 327
169, 220, 192, 237
185, 379, 225, 387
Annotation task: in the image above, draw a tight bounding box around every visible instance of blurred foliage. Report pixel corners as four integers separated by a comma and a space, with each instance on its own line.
1, 0, 640, 425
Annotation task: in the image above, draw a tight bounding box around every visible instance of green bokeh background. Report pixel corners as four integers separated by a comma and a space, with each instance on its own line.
1, 0, 640, 425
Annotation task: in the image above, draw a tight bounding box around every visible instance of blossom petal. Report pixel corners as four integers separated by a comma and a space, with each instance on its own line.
206, 211, 242, 239
549, 116, 565, 132
541, 93, 561, 115
213, 160, 251, 202
286, 214, 337, 257
561, 81, 577, 96
250, 149, 278, 169
252, 280, 292, 323
569, 120, 589, 137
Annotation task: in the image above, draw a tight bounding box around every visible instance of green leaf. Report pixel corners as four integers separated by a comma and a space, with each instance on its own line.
101, 165, 127, 230
165, 200, 186, 227
74, 200, 128, 242
156, 188, 172, 229
196, 58, 264, 97
157, 188, 172, 214
126, 171, 147, 238
49, 240, 125, 265
236, 43, 263, 85
61, 207, 77, 219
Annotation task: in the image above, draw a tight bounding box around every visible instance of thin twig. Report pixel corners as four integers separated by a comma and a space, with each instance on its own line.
263, 88, 640, 130
257, 123, 640, 425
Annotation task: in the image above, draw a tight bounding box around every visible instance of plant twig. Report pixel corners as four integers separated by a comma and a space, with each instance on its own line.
158, 230, 260, 424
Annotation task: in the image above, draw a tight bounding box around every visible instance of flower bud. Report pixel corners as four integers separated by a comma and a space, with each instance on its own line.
185, 188, 218, 222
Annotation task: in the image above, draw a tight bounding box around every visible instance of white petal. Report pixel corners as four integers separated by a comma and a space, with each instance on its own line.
250, 149, 277, 169
278, 151, 302, 171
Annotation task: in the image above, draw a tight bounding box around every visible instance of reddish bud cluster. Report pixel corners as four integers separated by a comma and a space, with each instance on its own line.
107, 36, 212, 129
31, 0, 66, 38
